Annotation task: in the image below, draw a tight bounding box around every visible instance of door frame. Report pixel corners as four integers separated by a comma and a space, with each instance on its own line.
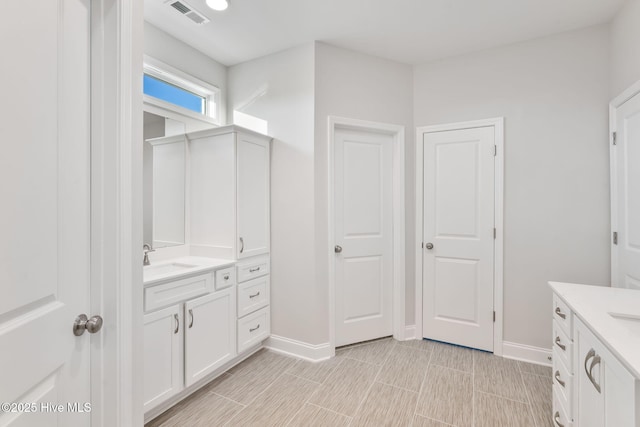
90, 1, 143, 426
415, 117, 504, 355
609, 79, 640, 287
328, 116, 406, 352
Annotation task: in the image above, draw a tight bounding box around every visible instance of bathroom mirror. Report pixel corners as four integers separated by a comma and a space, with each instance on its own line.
143, 112, 186, 248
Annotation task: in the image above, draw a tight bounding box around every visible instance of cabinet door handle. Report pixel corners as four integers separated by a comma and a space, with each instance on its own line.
554, 336, 566, 351
249, 267, 261, 273
249, 291, 261, 299
188, 309, 194, 328
587, 351, 602, 393
174, 314, 179, 334
249, 324, 260, 332
239, 237, 244, 253
554, 370, 565, 387
555, 307, 566, 319
554, 411, 564, 427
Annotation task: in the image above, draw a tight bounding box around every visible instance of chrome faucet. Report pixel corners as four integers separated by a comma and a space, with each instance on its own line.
143, 243, 155, 266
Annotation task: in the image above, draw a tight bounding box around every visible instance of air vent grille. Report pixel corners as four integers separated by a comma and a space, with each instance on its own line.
167, 0, 210, 25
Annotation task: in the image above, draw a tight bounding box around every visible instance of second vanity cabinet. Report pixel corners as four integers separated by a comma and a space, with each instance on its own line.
143, 265, 237, 414
550, 283, 640, 427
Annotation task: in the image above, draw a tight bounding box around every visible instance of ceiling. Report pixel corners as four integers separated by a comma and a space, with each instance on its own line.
144, 0, 626, 66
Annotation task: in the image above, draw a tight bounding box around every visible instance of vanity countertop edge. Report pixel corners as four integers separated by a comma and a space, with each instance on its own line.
549, 281, 640, 379
143, 256, 236, 286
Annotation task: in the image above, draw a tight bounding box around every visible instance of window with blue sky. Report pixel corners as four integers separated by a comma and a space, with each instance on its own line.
143, 74, 205, 115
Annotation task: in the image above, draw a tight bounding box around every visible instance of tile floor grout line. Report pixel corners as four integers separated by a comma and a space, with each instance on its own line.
209, 391, 247, 408
472, 349, 476, 427
306, 401, 355, 420
411, 349, 433, 426
374, 379, 420, 394
475, 389, 532, 405
346, 340, 397, 426
517, 370, 540, 427
302, 356, 354, 418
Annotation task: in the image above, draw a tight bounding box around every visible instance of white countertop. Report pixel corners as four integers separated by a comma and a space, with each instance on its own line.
549, 282, 640, 378
143, 256, 235, 286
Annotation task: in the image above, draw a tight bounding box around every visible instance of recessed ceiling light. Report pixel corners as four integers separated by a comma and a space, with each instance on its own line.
206, 0, 228, 11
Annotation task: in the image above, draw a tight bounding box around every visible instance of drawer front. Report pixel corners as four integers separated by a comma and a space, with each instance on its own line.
237, 306, 270, 353
553, 320, 573, 372
237, 256, 269, 283
215, 266, 236, 290
237, 276, 270, 318
145, 273, 213, 312
552, 350, 573, 416
553, 294, 573, 339
553, 392, 574, 427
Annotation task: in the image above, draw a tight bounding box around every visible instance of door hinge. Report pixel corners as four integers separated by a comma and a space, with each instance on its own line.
612, 132, 617, 146
493, 228, 496, 239
421, 242, 424, 249
613, 231, 618, 245
494, 145, 497, 156
493, 311, 496, 322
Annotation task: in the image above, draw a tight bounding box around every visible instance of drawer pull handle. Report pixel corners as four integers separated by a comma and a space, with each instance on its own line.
224, 273, 230, 280
188, 309, 194, 328
240, 237, 244, 253
249, 324, 260, 332
554, 411, 564, 427
249, 267, 261, 273
249, 291, 261, 299
554, 370, 565, 387
584, 349, 602, 393
174, 314, 179, 334
554, 336, 566, 351
555, 307, 566, 319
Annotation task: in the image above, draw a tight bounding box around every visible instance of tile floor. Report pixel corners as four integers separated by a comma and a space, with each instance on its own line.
146, 337, 553, 427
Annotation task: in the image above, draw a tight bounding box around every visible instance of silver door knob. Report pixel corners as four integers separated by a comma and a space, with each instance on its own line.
73, 314, 104, 336
425, 243, 434, 250
335, 245, 342, 253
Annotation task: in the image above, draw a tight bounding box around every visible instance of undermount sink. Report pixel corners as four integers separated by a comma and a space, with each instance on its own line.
608, 312, 640, 335
144, 262, 198, 277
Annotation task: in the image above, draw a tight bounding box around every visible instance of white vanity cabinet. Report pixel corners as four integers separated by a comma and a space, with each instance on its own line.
188, 125, 271, 261
184, 289, 236, 387
550, 283, 640, 427
143, 304, 183, 412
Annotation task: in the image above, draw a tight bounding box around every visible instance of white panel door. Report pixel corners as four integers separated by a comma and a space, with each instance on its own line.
237, 133, 270, 259
0, 0, 92, 426
613, 92, 640, 290
334, 128, 393, 347
422, 127, 495, 351
184, 289, 236, 387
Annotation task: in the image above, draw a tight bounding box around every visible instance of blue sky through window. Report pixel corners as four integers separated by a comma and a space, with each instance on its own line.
143, 74, 205, 114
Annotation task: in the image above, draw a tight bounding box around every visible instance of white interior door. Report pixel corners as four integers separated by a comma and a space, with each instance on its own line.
422, 127, 495, 352
613, 92, 640, 290
334, 128, 393, 347
0, 0, 92, 425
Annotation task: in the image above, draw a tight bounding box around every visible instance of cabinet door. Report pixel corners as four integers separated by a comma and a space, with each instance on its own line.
237, 132, 270, 259
184, 288, 236, 387
143, 305, 183, 412
575, 320, 605, 427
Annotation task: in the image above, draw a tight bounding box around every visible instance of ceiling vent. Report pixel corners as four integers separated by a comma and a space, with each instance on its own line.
166, 0, 210, 25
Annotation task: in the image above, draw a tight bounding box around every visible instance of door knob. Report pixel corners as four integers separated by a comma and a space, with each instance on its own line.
425, 242, 434, 250
73, 314, 104, 336
334, 245, 342, 253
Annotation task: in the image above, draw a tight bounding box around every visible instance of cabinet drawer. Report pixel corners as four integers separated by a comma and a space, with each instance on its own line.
553, 352, 573, 416
553, 294, 573, 339
237, 306, 270, 353
553, 320, 573, 372
237, 276, 269, 317
215, 266, 236, 290
145, 273, 213, 312
553, 392, 573, 427
237, 256, 269, 283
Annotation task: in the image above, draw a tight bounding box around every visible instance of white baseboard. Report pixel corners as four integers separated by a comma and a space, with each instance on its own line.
403, 324, 416, 340
265, 335, 332, 362
502, 341, 552, 366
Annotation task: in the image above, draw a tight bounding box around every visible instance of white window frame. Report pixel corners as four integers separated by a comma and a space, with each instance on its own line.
143, 55, 220, 125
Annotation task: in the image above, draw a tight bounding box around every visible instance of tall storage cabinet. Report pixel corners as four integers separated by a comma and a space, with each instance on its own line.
189, 126, 271, 261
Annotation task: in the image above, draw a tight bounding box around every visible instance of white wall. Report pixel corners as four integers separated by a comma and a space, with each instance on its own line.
610, 0, 640, 97
144, 22, 228, 124
414, 26, 611, 350
227, 44, 319, 343
314, 43, 415, 339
